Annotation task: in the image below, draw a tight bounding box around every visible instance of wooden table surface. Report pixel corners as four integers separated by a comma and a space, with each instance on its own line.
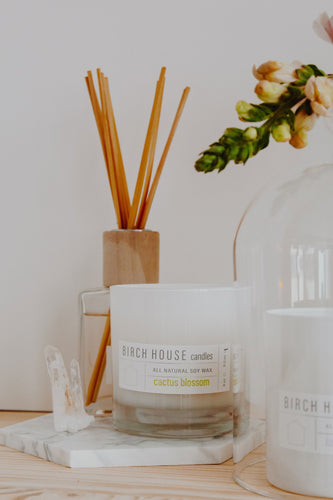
0, 411, 265, 499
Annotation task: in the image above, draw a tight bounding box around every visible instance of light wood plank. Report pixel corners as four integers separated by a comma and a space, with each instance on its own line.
0, 412, 263, 499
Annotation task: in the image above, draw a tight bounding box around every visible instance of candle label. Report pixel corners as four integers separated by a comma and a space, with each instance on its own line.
118, 341, 230, 394
279, 390, 333, 455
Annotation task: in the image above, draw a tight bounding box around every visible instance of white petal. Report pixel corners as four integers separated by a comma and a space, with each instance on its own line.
313, 12, 333, 43
325, 15, 333, 42
273, 69, 295, 83
291, 60, 303, 69
312, 101, 332, 117
304, 76, 316, 100
252, 64, 261, 80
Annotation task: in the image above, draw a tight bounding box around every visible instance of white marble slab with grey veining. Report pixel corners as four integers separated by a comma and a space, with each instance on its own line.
0, 414, 233, 468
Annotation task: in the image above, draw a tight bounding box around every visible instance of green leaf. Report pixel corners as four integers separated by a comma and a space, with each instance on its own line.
216, 157, 227, 172
257, 128, 270, 151
246, 141, 255, 159
206, 143, 225, 155
294, 64, 326, 86
295, 66, 315, 85
223, 128, 243, 142
307, 64, 326, 77
194, 155, 215, 173
236, 101, 278, 122
237, 145, 250, 164
227, 144, 240, 161
282, 85, 304, 101
284, 110, 295, 131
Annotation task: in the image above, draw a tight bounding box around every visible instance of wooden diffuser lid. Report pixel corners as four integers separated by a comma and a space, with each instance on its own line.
103, 230, 159, 287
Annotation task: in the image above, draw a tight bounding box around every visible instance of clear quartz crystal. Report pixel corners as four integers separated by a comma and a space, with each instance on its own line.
44, 345, 94, 432
79, 288, 112, 414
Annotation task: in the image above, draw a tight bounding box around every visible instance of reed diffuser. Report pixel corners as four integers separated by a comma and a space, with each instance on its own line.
80, 67, 190, 413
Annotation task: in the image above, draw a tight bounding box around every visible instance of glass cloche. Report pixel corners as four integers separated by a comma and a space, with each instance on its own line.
234, 162, 333, 497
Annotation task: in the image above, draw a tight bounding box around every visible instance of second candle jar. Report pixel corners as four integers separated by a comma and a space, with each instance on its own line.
110, 284, 242, 438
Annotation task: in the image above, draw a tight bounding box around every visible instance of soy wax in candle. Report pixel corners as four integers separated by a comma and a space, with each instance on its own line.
110, 284, 247, 438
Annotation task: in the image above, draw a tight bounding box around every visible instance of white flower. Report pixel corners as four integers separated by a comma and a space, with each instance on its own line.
294, 110, 317, 132
272, 122, 291, 143
254, 81, 288, 103
252, 61, 297, 83
304, 76, 333, 116
243, 127, 257, 141
289, 129, 308, 149
289, 110, 317, 149
313, 12, 333, 44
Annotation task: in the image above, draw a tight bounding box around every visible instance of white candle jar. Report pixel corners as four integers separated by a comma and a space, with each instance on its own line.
265, 308, 333, 497
110, 284, 246, 438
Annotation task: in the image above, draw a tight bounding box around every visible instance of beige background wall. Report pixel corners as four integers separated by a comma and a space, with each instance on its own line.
1, 0, 332, 410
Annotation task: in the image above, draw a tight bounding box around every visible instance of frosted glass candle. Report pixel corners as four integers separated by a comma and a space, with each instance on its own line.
265, 308, 333, 497
110, 284, 246, 438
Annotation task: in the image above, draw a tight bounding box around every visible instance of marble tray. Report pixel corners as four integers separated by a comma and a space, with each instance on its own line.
0, 414, 233, 468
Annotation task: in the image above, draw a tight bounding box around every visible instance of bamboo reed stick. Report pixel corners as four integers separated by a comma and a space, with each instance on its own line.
91, 332, 111, 403
102, 76, 127, 227
96, 69, 106, 113
127, 67, 166, 229
97, 71, 123, 228
103, 77, 131, 226
85, 312, 110, 406
85, 75, 109, 187
137, 86, 190, 229
135, 74, 165, 228
97, 70, 128, 227
86, 73, 122, 226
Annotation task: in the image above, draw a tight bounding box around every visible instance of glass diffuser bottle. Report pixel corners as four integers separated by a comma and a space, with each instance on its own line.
80, 229, 159, 414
